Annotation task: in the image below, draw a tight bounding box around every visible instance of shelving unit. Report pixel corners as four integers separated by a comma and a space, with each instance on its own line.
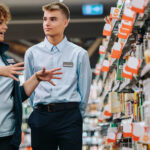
84, 0, 150, 149
17, 1, 150, 150
20, 101, 32, 150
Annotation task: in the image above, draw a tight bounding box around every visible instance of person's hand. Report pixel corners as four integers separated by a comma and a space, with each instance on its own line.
36, 67, 62, 86
0, 62, 24, 81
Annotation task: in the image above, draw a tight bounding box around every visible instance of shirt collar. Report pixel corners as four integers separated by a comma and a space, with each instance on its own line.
0, 42, 9, 54
56, 37, 67, 52
44, 36, 67, 52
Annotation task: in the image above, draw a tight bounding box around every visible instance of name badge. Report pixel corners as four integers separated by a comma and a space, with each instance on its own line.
6, 58, 15, 64
63, 62, 73, 67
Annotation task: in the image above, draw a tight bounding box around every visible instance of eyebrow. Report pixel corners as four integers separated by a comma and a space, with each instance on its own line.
43, 16, 57, 18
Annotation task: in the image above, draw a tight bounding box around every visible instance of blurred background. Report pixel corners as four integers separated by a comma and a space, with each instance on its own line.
1, 0, 117, 68
2, 0, 150, 150
1, 1, 118, 150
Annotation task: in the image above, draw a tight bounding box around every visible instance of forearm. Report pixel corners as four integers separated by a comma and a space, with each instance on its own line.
23, 73, 39, 97
0, 67, 4, 76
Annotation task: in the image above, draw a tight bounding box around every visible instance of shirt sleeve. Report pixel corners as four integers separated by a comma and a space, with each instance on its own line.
77, 51, 92, 118
24, 49, 35, 107
20, 85, 29, 102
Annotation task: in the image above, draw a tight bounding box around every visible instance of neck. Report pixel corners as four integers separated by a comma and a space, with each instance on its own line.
47, 34, 64, 46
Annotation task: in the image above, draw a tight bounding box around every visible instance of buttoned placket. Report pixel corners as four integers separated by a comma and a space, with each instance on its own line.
49, 46, 60, 96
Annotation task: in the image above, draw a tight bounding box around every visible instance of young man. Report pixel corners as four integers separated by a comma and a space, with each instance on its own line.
0, 4, 62, 150
25, 2, 92, 150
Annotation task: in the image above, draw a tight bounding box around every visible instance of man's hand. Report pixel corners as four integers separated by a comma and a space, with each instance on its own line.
36, 67, 63, 86
0, 62, 24, 81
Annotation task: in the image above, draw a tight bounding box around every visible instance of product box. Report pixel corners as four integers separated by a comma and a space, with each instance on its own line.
108, 92, 121, 113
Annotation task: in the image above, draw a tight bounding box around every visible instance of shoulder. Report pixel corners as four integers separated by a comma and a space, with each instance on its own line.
66, 40, 88, 56
25, 41, 44, 56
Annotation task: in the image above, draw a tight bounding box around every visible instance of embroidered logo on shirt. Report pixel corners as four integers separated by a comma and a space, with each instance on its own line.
63, 62, 73, 67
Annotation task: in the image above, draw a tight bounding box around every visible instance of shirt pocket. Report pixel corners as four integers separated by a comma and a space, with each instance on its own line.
62, 67, 76, 84
34, 65, 43, 72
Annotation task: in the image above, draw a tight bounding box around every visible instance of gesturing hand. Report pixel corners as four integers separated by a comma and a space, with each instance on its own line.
0, 62, 24, 81
36, 67, 63, 86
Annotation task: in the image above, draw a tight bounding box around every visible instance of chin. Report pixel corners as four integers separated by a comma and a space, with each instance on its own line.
46, 34, 55, 37
0, 38, 4, 42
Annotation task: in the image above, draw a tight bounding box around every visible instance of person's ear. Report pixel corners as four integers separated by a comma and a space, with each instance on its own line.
64, 19, 69, 28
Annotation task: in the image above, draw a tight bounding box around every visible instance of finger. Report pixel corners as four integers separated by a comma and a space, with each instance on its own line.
37, 67, 46, 76
52, 72, 63, 75
14, 62, 24, 67
12, 71, 23, 75
42, 67, 46, 73
13, 67, 25, 71
51, 68, 62, 72
52, 76, 62, 79
9, 74, 19, 82
49, 80, 56, 86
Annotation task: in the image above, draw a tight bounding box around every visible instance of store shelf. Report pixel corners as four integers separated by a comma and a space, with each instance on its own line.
87, 1, 150, 150
98, 122, 110, 126
101, 91, 109, 102
141, 63, 150, 79
112, 80, 121, 92
106, 2, 126, 54
83, 127, 102, 132
88, 99, 100, 104
85, 112, 100, 118
119, 79, 131, 92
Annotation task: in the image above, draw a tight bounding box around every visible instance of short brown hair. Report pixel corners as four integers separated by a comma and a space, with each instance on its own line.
0, 4, 11, 22
42, 2, 70, 20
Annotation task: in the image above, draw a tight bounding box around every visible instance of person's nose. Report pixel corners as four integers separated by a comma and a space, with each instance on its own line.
45, 20, 51, 27
3, 23, 8, 31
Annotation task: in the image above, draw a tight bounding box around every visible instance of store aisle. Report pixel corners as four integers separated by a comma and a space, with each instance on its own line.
20, 0, 150, 150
